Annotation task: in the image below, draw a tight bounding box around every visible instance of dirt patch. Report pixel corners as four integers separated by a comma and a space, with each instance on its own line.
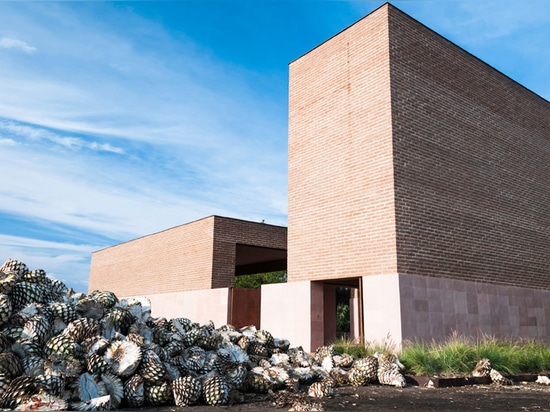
141, 382, 550, 411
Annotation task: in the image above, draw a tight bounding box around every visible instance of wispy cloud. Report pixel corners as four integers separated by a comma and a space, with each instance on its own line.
0, 37, 36, 53
395, 0, 550, 100
0, 0, 288, 290
455, 1, 550, 40
0, 137, 16, 146
0, 234, 97, 290
0, 121, 125, 154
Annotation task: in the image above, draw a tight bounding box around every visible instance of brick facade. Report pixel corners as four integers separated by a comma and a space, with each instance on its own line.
211, 217, 288, 288
388, 7, 550, 289
288, 4, 550, 289
288, 5, 397, 282
89, 4, 550, 346
88, 216, 287, 296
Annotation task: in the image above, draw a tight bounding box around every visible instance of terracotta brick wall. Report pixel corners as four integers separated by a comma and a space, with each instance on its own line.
288, 5, 398, 282
211, 216, 287, 288
89, 216, 287, 295
288, 3, 550, 289
388, 6, 550, 289
89, 216, 215, 295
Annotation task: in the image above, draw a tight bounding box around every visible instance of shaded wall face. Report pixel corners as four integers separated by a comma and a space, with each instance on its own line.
288, 5, 397, 282
388, 8, 550, 288
399, 274, 550, 342
89, 217, 215, 295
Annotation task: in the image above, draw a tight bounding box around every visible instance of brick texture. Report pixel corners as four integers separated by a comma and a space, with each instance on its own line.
288, 5, 398, 282
89, 216, 215, 295
388, 6, 550, 289
88, 216, 286, 295
288, 4, 550, 289
211, 216, 287, 288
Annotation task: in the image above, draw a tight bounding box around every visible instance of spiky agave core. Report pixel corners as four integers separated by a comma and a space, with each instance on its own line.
472, 358, 492, 377
172, 376, 202, 407
123, 374, 145, 408
105, 340, 142, 377
202, 373, 229, 406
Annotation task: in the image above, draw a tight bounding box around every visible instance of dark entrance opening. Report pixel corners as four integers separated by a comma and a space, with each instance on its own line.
235, 244, 287, 275
320, 277, 363, 345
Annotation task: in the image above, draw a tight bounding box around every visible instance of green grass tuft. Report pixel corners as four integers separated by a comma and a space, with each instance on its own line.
332, 331, 550, 377
332, 333, 399, 359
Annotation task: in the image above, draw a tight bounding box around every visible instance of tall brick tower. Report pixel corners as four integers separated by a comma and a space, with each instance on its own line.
281, 3, 550, 347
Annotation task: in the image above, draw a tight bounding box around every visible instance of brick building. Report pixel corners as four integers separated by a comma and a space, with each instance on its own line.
89, 3, 550, 351
280, 3, 550, 349
89, 216, 286, 327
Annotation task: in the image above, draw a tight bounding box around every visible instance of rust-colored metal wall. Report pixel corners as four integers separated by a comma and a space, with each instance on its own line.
229, 288, 261, 329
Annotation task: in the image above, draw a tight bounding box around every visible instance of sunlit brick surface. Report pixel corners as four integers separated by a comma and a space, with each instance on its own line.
88, 216, 286, 296
288, 5, 397, 282
288, 4, 550, 289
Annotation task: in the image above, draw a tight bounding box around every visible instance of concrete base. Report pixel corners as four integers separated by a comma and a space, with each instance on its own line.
126, 274, 550, 352
362, 274, 403, 348
361, 273, 550, 345
261, 281, 324, 352
128, 288, 230, 327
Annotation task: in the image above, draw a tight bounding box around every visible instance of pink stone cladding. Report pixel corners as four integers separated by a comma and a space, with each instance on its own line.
288, 4, 550, 289
88, 216, 286, 296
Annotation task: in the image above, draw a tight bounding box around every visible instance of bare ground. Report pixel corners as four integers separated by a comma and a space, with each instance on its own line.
135, 382, 550, 412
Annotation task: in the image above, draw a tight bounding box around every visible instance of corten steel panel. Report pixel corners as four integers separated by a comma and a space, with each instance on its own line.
288, 4, 397, 283
387, 6, 550, 289
322, 284, 337, 344
229, 288, 261, 329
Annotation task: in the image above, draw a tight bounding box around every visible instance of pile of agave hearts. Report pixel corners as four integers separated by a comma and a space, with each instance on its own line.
0, 259, 408, 411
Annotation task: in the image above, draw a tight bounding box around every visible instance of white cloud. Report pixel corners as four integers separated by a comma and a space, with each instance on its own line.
0, 137, 16, 146
0, 128, 286, 246
0, 37, 36, 53
0, 2, 289, 247
456, 0, 550, 39
395, 1, 550, 100
0, 121, 126, 154
0, 234, 99, 291
88, 142, 125, 154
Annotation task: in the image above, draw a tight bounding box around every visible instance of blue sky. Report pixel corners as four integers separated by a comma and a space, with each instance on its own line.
1, 1, 549, 292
